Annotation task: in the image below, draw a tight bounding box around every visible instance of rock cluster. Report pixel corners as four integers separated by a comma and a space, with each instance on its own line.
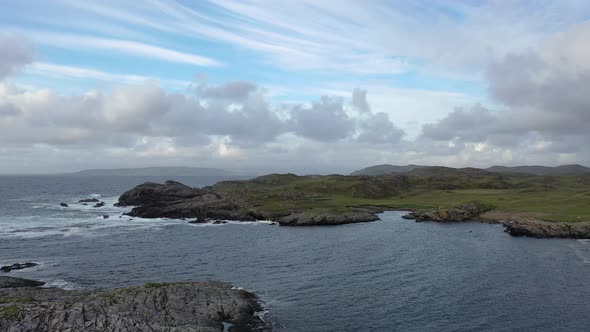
0, 279, 267, 332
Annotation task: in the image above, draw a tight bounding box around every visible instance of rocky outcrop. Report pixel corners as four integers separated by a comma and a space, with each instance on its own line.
403, 202, 492, 222
116, 181, 259, 221
78, 198, 99, 203
0, 281, 268, 332
117, 180, 391, 226
504, 220, 590, 239
276, 210, 380, 226
1, 263, 38, 273
0, 276, 45, 288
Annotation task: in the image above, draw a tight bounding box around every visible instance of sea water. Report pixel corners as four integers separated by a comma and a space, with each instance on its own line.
1, 175, 589, 331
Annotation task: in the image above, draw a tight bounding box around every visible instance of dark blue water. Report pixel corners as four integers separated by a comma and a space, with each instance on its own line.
1, 175, 590, 331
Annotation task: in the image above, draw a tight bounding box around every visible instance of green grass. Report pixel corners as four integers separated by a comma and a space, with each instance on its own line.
0, 298, 34, 305
214, 173, 590, 222
0, 305, 20, 319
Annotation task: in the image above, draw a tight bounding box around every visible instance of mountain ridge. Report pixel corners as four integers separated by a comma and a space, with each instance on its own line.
351, 164, 590, 176
66, 166, 237, 176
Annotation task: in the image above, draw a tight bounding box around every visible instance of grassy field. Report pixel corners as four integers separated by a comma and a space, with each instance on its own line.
212, 172, 590, 222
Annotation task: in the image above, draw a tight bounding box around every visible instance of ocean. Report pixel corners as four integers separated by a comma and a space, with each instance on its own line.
1, 175, 590, 331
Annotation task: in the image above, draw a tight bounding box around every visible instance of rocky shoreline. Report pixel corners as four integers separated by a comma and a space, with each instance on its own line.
115, 180, 590, 238
116, 180, 380, 226
0, 277, 268, 332
402, 204, 590, 239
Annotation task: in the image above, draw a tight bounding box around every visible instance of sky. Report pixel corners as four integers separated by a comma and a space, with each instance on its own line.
1, 0, 590, 174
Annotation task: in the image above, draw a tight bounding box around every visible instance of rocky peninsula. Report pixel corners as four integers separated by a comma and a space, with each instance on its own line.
0, 277, 267, 332
116, 179, 382, 226
115, 170, 590, 238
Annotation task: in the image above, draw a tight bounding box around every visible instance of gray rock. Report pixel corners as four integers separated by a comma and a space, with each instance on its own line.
504, 220, 590, 238
1, 263, 38, 273
277, 211, 380, 226
116, 181, 258, 221
402, 201, 492, 223
59, 203, 68, 207
0, 281, 268, 332
0, 276, 45, 288
78, 198, 99, 203
93, 202, 105, 208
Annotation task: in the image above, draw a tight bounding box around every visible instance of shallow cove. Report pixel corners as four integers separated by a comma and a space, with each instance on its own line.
2, 175, 590, 331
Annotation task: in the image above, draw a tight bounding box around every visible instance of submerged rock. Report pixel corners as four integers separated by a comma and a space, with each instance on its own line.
1, 263, 38, 273
0, 281, 268, 332
93, 202, 105, 208
59, 203, 68, 207
0, 276, 45, 288
78, 198, 99, 203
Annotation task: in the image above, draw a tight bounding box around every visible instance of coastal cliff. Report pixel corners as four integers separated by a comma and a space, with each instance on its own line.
0, 277, 267, 332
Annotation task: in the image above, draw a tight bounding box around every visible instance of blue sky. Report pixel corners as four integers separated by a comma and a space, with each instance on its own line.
1, 1, 590, 173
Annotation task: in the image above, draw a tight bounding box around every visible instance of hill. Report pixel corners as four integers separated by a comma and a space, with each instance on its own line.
69, 166, 235, 176
350, 164, 427, 176
486, 164, 590, 176
352, 164, 590, 176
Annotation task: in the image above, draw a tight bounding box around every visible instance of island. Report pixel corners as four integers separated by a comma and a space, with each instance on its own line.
0, 276, 267, 331
115, 165, 590, 238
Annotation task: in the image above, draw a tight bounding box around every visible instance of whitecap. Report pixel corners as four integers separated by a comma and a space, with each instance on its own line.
42, 279, 80, 290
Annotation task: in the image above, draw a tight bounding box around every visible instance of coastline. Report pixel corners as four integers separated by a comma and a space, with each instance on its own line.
114, 179, 590, 239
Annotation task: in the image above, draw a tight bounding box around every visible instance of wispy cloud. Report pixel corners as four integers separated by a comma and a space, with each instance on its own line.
27, 62, 191, 88
31, 31, 222, 67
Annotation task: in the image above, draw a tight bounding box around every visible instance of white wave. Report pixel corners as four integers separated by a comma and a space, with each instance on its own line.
42, 279, 79, 290
2, 193, 277, 239
188, 219, 278, 227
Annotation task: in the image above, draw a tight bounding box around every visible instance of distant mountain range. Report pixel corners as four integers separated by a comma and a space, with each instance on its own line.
68, 166, 236, 176
351, 164, 590, 176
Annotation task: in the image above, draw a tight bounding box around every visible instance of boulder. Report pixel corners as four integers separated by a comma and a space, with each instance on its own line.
1, 263, 38, 273
59, 203, 68, 207
93, 202, 105, 208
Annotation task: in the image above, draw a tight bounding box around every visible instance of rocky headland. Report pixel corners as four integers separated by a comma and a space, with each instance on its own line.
116, 180, 381, 226
0, 277, 268, 332
115, 173, 590, 237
